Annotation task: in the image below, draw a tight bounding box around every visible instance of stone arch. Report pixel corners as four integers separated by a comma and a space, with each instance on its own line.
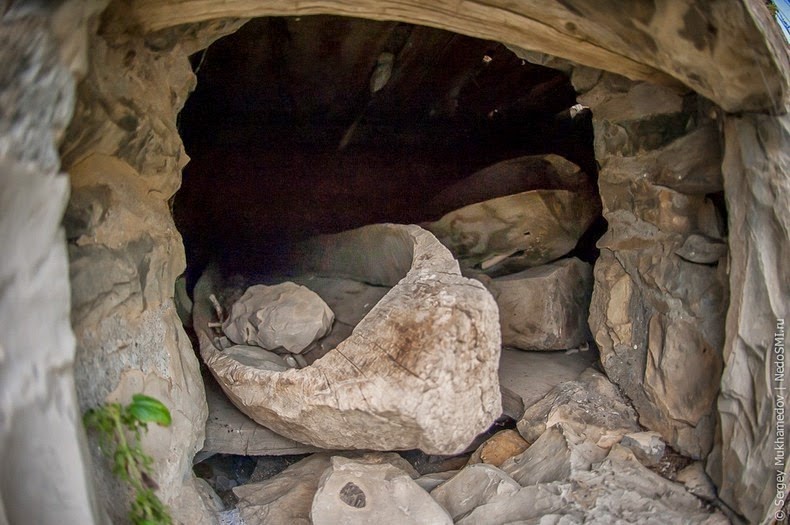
1, 1, 787, 524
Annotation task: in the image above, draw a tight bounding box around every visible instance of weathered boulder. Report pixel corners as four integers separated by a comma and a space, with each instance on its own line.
311, 457, 452, 525
481, 258, 593, 350
501, 425, 607, 487
222, 282, 334, 353
234, 454, 331, 525
425, 189, 599, 275
67, 154, 212, 523
427, 154, 595, 218
516, 368, 640, 448
430, 464, 521, 521
196, 224, 501, 454
466, 429, 530, 468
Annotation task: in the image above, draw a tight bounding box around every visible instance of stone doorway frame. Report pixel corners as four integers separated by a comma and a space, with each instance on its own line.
1, 1, 787, 523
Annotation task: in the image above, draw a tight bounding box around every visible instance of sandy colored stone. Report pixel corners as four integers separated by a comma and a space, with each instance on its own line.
620, 431, 665, 467
467, 430, 530, 468
197, 224, 502, 454
501, 425, 607, 487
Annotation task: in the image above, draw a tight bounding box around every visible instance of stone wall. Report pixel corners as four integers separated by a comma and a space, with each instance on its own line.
581, 75, 728, 460
59, 5, 245, 523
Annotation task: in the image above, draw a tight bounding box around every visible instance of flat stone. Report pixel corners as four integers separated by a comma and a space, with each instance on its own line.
222, 282, 334, 354
197, 224, 502, 453
430, 463, 521, 521
414, 471, 457, 492
311, 457, 452, 525
675, 233, 727, 264
517, 368, 640, 448
483, 258, 594, 350
498, 347, 597, 410
677, 462, 717, 502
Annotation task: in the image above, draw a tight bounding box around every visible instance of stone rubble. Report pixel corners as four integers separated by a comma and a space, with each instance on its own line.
196, 224, 502, 453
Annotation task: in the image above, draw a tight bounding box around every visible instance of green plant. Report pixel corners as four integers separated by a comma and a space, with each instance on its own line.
84, 394, 173, 525
766, 0, 778, 17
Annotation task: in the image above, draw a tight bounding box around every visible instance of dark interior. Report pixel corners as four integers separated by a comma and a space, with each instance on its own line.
174, 15, 600, 285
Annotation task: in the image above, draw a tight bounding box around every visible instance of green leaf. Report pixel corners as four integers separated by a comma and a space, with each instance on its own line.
128, 395, 172, 427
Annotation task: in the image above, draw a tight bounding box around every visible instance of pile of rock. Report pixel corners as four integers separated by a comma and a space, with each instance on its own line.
197, 368, 726, 524
195, 224, 502, 454
424, 153, 600, 351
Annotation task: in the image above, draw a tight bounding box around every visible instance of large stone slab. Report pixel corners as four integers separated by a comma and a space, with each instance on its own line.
196, 224, 502, 454
481, 258, 593, 350
582, 75, 728, 460
709, 112, 790, 524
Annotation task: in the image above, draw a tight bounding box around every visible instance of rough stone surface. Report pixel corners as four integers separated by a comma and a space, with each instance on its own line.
0, 4, 107, 523
430, 463, 521, 521
201, 376, 321, 457
498, 347, 597, 409
129, 0, 790, 114
459, 445, 728, 525
234, 453, 331, 525
620, 431, 666, 467
517, 368, 640, 448
222, 282, 334, 353
709, 113, 790, 524
501, 425, 608, 487
427, 154, 595, 218
677, 462, 718, 502
60, 6, 246, 522
425, 189, 599, 275
584, 74, 728, 459
197, 224, 502, 454
466, 430, 530, 468
480, 258, 594, 350
311, 457, 452, 525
